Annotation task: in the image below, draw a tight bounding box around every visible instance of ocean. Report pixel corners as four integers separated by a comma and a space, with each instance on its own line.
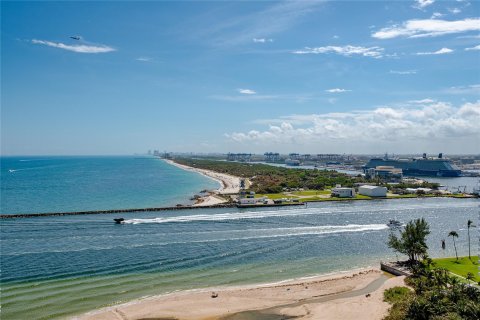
0, 156, 220, 214
0, 157, 478, 319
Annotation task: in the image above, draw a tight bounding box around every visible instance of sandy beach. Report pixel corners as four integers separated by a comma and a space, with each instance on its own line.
163, 159, 242, 206
76, 269, 405, 320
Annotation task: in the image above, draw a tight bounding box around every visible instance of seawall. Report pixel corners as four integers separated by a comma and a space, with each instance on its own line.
0, 204, 236, 219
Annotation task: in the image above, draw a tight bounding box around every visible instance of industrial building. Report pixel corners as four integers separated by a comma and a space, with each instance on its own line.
227, 153, 252, 162
365, 166, 403, 182
264, 152, 281, 162
358, 185, 387, 197
331, 187, 356, 198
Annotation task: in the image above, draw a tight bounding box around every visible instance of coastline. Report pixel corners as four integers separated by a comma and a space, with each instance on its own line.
163, 159, 242, 206
76, 268, 405, 320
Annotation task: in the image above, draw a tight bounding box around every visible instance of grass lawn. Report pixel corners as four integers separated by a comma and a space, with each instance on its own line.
355, 194, 372, 199
255, 193, 299, 200
433, 256, 479, 282
291, 190, 331, 196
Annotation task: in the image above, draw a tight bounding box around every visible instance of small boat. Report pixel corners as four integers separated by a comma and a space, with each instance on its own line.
113, 218, 125, 224
387, 219, 402, 228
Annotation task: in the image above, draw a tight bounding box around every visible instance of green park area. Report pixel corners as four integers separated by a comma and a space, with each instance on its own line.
433, 256, 479, 282
254, 189, 373, 202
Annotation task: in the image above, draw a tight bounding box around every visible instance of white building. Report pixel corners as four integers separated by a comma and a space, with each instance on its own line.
239, 198, 257, 205
331, 187, 356, 198
358, 185, 387, 197
238, 196, 267, 205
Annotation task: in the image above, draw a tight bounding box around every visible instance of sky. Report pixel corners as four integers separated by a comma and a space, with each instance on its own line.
1, 0, 479, 155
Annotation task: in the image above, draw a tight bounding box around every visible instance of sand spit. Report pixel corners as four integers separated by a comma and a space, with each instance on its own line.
163, 159, 242, 206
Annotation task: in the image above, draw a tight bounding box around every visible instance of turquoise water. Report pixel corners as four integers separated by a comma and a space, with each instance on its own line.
1, 197, 477, 319
0, 156, 220, 214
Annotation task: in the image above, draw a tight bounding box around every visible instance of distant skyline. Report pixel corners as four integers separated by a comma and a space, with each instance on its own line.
2, 1, 479, 155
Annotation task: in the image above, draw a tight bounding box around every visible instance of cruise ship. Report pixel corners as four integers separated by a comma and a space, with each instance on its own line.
363, 153, 461, 177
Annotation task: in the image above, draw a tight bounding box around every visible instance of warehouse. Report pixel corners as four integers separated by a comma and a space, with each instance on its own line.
358, 185, 387, 197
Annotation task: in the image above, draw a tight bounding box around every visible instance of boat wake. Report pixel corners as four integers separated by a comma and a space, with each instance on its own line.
206, 224, 390, 239
123, 208, 321, 224
121, 204, 458, 225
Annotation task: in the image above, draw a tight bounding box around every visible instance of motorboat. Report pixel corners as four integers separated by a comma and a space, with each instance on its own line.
114, 218, 125, 224
387, 219, 402, 228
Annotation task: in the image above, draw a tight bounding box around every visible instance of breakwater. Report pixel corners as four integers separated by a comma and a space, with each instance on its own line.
0, 203, 237, 219
2, 194, 474, 219
0, 202, 305, 219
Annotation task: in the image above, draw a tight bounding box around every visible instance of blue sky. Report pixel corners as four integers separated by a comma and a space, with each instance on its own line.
2, 0, 479, 155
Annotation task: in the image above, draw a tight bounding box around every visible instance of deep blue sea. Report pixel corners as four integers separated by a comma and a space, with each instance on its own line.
0, 157, 478, 319
0, 156, 220, 214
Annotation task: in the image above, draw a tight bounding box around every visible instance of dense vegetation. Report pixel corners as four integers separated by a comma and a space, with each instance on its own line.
174, 158, 363, 193
388, 181, 441, 191
384, 265, 480, 320
384, 219, 480, 320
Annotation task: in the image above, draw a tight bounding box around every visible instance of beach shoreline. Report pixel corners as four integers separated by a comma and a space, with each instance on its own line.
75, 268, 405, 320
163, 159, 242, 206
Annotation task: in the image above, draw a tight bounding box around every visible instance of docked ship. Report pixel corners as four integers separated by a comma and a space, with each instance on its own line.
363, 153, 461, 177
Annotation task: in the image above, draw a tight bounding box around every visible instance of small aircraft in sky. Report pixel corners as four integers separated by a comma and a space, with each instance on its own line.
70, 36, 81, 40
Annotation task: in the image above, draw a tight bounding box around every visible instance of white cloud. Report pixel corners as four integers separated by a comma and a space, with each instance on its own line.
446, 84, 480, 94
293, 45, 384, 58
431, 12, 444, 19
409, 98, 436, 104
225, 100, 480, 153
448, 7, 462, 14
32, 39, 116, 53
465, 44, 480, 51
413, 0, 435, 9
457, 34, 480, 39
325, 88, 351, 93
372, 18, 480, 39
253, 38, 273, 43
194, 1, 323, 46
416, 47, 453, 55
390, 70, 417, 75
212, 95, 277, 102
238, 88, 257, 95
136, 57, 153, 62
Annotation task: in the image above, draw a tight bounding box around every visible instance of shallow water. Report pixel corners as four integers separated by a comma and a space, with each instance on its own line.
1, 198, 477, 319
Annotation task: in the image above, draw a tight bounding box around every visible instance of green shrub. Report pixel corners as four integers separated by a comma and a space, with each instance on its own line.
384, 286, 412, 303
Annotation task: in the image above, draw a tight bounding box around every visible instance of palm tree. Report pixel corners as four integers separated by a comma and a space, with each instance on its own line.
466, 272, 475, 284
448, 231, 459, 261
467, 219, 476, 260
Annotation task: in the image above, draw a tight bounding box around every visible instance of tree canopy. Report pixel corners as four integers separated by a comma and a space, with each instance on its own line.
388, 218, 430, 264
